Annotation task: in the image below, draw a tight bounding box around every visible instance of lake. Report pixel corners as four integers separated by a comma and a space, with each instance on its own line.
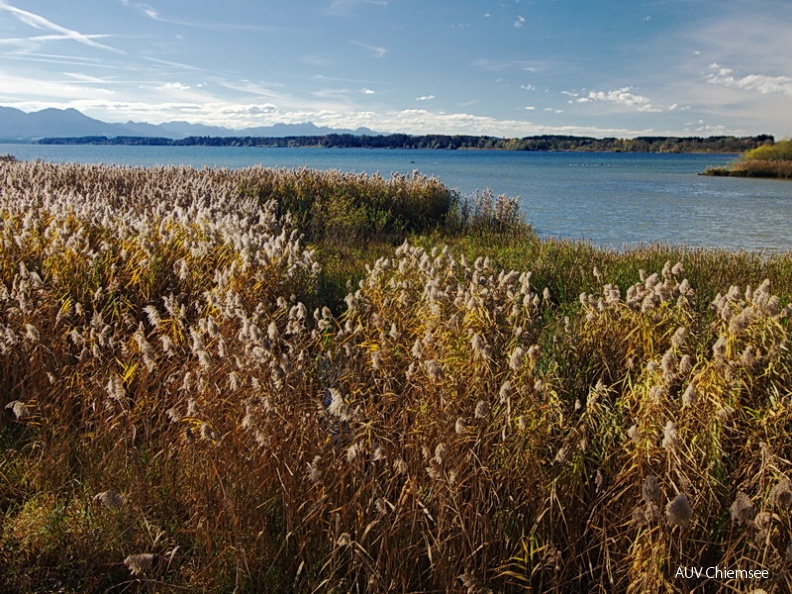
1, 143, 790, 251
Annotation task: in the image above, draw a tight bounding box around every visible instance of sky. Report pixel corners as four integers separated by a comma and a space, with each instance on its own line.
0, 0, 791, 138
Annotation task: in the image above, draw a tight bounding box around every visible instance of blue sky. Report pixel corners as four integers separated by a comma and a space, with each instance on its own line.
1, 0, 791, 137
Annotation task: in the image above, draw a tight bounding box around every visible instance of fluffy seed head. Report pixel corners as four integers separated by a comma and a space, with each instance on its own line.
5, 400, 31, 419
124, 553, 155, 576
682, 383, 696, 407
730, 492, 755, 526
642, 476, 662, 505
509, 347, 525, 372
770, 477, 792, 508
93, 490, 127, 510
662, 421, 679, 450
665, 494, 692, 529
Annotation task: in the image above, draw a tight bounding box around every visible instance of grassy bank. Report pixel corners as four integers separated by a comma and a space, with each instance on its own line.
703, 138, 792, 179
2, 161, 792, 593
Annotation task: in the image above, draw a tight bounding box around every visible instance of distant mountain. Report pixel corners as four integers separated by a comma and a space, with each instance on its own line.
0, 106, 380, 140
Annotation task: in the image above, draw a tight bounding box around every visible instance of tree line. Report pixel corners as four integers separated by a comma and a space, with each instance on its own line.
38, 133, 775, 153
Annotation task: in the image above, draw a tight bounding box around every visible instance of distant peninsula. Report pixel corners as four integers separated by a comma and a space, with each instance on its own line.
37, 133, 774, 153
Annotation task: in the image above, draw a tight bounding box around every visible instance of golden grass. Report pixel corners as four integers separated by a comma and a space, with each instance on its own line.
2, 160, 792, 593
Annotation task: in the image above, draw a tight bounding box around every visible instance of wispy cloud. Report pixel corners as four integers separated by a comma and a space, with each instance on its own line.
705, 63, 792, 97
119, 0, 282, 32
119, 0, 159, 20
63, 72, 110, 84
577, 87, 660, 112
350, 40, 387, 58
327, 0, 387, 14
143, 56, 202, 72
415, 95, 435, 101
514, 16, 525, 28
471, 58, 543, 73
0, 2, 122, 53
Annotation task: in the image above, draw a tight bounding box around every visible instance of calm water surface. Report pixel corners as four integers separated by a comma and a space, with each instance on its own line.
2, 143, 790, 251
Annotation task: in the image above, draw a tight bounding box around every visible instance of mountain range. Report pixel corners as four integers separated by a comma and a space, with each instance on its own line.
0, 106, 378, 140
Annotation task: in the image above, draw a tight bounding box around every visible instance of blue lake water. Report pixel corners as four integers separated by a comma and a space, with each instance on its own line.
2, 143, 791, 252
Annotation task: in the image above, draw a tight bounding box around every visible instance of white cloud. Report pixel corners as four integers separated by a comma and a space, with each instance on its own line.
577, 87, 660, 112
158, 82, 191, 90
514, 15, 525, 28
705, 63, 792, 97
350, 40, 388, 58
0, 2, 121, 53
415, 95, 435, 101
3, 97, 654, 137
521, 84, 536, 91
361, 88, 375, 94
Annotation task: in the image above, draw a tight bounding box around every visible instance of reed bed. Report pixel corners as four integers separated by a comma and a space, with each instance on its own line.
728, 159, 792, 179
2, 160, 792, 593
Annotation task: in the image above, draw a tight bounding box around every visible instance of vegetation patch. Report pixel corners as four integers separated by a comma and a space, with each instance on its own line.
703, 138, 792, 179
2, 160, 792, 593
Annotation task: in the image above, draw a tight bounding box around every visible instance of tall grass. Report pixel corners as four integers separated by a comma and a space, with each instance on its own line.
2, 160, 792, 593
703, 138, 792, 179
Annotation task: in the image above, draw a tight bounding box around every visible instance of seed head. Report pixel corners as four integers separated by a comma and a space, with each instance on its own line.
770, 477, 792, 508
665, 493, 692, 529
509, 347, 525, 372
371, 442, 386, 462
459, 570, 493, 594
682, 383, 696, 407
642, 476, 662, 505
740, 344, 756, 369
124, 553, 155, 576
433, 443, 447, 465
499, 380, 514, 402
327, 388, 352, 421
678, 354, 693, 376
662, 421, 679, 450
661, 350, 677, 382
712, 335, 727, 360
5, 400, 31, 419
93, 490, 127, 510
424, 359, 444, 381
730, 492, 755, 526
455, 417, 468, 433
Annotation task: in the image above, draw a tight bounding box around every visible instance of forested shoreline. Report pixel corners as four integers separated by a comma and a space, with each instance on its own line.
37, 132, 774, 153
